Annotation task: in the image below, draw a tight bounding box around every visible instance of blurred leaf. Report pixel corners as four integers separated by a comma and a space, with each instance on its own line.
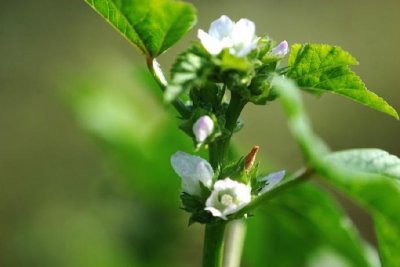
274, 76, 400, 267
244, 183, 376, 267
165, 43, 211, 101
84, 0, 197, 57
272, 75, 330, 162
322, 150, 400, 267
324, 149, 400, 180
286, 43, 398, 119
65, 66, 201, 267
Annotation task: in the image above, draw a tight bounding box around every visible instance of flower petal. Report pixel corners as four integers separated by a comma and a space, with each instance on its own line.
259, 170, 286, 194
193, 115, 214, 143
205, 207, 227, 220
270, 41, 289, 57
197, 29, 224, 55
230, 19, 256, 46
205, 178, 251, 219
171, 151, 214, 195
208, 15, 234, 40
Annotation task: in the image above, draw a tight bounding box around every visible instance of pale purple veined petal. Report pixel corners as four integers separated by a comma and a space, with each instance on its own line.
192, 115, 214, 143
208, 15, 234, 40
171, 151, 214, 196
259, 170, 286, 194
270, 41, 289, 57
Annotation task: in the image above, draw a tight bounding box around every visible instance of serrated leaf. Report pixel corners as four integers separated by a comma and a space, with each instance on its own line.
287, 43, 398, 119
274, 76, 400, 267
85, 0, 197, 57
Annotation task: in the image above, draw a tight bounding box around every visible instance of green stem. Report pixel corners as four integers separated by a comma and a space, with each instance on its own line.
146, 57, 190, 118
211, 91, 247, 170
224, 220, 247, 267
203, 91, 247, 267
202, 223, 226, 267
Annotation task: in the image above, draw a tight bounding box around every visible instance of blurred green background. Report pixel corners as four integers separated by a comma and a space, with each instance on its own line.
1, 0, 399, 266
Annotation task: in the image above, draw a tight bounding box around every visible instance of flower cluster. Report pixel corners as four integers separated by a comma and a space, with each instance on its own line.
167, 16, 289, 223
171, 151, 285, 222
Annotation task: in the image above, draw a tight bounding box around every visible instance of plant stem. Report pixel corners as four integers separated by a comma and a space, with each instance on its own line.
146, 57, 190, 118
202, 223, 226, 267
212, 91, 247, 170
224, 220, 247, 267
203, 91, 247, 267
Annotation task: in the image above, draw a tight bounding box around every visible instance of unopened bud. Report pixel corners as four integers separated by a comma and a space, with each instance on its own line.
193, 115, 214, 143
270, 40, 289, 57
245, 145, 259, 171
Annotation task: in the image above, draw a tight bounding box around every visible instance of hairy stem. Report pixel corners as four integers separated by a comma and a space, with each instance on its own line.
202, 223, 226, 267
146, 57, 190, 117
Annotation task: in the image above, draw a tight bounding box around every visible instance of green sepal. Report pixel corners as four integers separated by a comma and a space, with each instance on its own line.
219, 158, 260, 184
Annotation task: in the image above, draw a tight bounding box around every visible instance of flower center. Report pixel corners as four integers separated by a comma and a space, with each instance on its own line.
221, 194, 233, 206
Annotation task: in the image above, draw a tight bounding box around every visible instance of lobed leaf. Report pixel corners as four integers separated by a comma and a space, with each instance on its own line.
286, 43, 398, 119
84, 0, 197, 57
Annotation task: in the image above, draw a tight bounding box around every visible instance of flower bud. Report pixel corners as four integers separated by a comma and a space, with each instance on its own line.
192, 115, 214, 143
270, 40, 289, 57
171, 151, 214, 196
205, 178, 251, 220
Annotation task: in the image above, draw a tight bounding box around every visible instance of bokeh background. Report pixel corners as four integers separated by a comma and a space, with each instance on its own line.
1, 0, 399, 266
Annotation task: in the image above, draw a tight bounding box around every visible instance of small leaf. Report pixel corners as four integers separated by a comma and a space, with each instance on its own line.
286, 43, 398, 119
85, 0, 197, 57
165, 44, 211, 101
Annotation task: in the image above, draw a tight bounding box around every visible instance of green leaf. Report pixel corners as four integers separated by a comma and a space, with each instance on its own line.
274, 76, 400, 267
165, 44, 211, 101
286, 43, 398, 119
272, 75, 330, 162
84, 0, 197, 57
244, 183, 377, 267
324, 149, 400, 180
322, 149, 400, 267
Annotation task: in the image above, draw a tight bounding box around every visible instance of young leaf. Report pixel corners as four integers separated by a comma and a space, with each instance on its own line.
286, 43, 398, 119
84, 0, 197, 57
165, 44, 211, 101
274, 76, 400, 267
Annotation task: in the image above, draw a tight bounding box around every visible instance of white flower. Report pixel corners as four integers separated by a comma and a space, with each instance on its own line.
171, 151, 214, 196
205, 178, 251, 220
193, 115, 214, 143
197, 15, 259, 57
270, 40, 289, 57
